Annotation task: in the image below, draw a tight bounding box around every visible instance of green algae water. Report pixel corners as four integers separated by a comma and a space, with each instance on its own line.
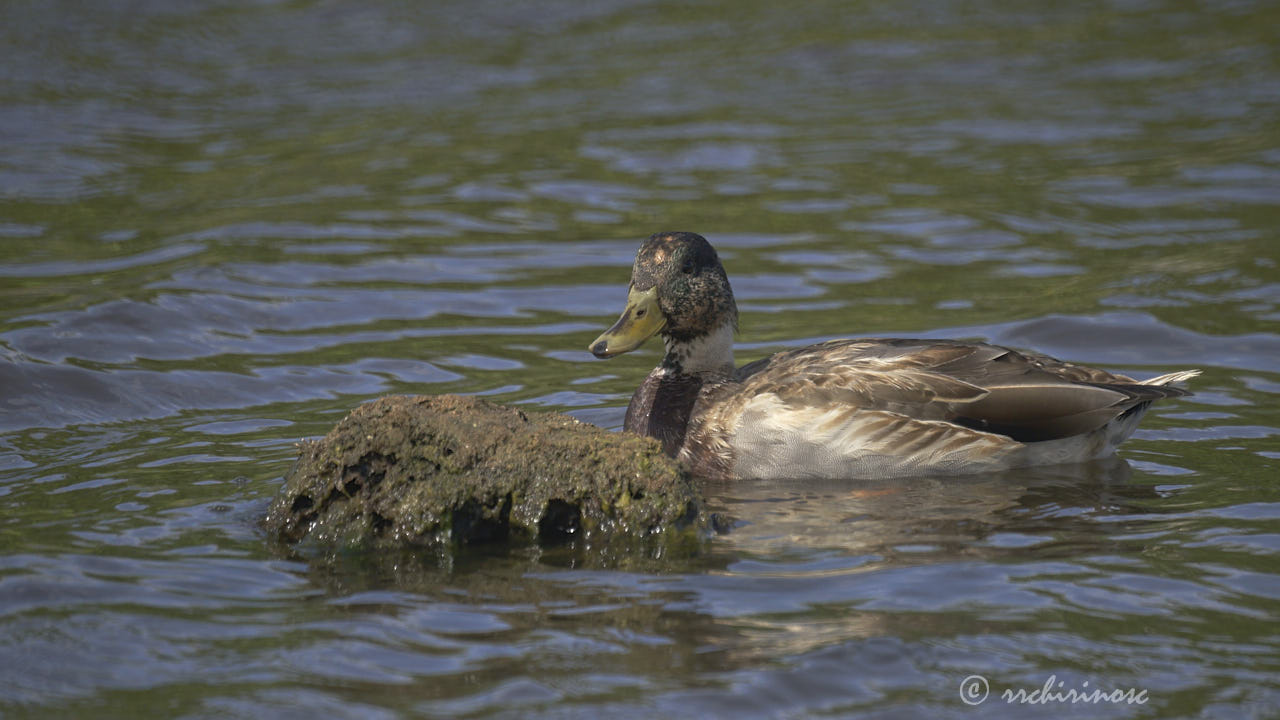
2, 1, 1278, 717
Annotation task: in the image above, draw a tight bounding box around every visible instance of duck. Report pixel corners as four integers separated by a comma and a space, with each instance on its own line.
588, 231, 1199, 480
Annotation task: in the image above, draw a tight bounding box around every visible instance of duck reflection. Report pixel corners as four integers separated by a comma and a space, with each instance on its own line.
700, 455, 1143, 562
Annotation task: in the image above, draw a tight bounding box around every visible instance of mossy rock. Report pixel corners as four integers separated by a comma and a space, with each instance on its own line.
263, 395, 705, 549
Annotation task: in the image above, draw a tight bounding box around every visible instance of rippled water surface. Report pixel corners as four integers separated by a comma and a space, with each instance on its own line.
3, 1, 1279, 717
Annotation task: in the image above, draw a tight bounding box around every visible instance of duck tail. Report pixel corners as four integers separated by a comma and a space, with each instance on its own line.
1140, 369, 1201, 387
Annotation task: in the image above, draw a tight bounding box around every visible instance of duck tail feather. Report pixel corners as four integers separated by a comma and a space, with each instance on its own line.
1140, 369, 1201, 387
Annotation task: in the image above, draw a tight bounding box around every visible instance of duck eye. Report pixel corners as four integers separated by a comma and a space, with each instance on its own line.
635, 307, 646, 318
681, 258, 696, 274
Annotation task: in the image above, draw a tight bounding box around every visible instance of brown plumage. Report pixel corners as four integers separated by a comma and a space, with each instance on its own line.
590, 232, 1199, 479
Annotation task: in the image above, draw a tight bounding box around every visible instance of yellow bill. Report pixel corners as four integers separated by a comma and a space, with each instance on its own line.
589, 286, 666, 358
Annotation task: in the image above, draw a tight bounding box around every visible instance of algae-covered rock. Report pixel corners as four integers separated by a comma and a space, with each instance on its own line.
263, 395, 705, 548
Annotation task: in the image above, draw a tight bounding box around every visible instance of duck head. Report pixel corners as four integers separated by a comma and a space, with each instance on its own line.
589, 232, 737, 371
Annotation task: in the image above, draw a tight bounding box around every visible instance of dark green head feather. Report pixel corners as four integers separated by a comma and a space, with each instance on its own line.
631, 231, 738, 343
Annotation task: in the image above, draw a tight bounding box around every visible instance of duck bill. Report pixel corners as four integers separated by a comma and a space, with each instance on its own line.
589, 286, 666, 358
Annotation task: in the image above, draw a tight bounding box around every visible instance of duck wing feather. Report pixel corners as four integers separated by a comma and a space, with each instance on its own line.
733, 339, 1190, 443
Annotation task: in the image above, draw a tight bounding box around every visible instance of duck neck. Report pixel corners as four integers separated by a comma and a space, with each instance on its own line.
660, 322, 735, 376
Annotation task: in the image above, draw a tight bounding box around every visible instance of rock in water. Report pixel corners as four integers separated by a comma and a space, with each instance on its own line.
263, 395, 704, 548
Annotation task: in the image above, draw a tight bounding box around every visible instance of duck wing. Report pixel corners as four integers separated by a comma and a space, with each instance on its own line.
733, 339, 1192, 443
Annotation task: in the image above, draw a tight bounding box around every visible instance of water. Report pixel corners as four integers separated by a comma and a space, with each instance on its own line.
2, 0, 1278, 717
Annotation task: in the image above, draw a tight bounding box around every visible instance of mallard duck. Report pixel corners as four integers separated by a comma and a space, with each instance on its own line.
589, 231, 1199, 480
